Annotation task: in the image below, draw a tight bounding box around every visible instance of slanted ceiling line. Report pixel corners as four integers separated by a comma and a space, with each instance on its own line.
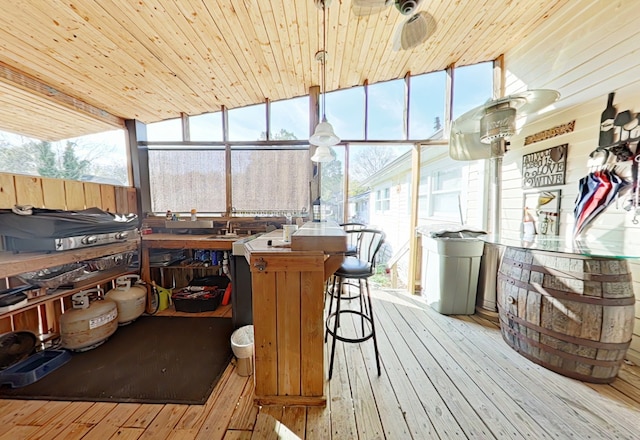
0, 61, 124, 129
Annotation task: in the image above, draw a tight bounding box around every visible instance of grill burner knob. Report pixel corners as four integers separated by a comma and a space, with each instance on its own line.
82, 235, 98, 245
115, 231, 129, 240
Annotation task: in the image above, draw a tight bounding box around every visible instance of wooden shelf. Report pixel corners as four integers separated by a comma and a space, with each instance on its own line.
0, 268, 135, 320
0, 239, 139, 279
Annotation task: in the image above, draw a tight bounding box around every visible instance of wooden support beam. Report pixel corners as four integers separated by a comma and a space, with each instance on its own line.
0, 61, 124, 129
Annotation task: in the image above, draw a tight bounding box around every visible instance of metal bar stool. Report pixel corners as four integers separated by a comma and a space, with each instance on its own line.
325, 229, 385, 379
325, 223, 365, 306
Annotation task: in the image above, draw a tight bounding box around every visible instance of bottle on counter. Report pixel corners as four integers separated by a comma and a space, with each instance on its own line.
166, 210, 172, 221
190, 208, 197, 221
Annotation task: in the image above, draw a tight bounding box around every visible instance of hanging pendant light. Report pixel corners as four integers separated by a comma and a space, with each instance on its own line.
311, 0, 339, 162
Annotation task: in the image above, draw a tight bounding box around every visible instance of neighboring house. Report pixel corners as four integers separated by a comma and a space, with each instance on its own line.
358, 144, 486, 288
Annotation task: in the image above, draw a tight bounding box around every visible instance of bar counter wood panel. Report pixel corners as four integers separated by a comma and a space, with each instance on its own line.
246, 224, 346, 407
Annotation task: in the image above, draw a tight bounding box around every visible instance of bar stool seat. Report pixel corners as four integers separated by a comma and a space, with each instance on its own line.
325, 229, 385, 380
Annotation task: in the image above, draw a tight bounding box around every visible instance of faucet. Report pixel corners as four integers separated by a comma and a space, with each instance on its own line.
226, 220, 234, 235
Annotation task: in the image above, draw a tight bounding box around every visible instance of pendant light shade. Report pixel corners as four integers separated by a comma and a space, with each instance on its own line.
310, 145, 334, 162
310, 118, 340, 147
310, 0, 339, 161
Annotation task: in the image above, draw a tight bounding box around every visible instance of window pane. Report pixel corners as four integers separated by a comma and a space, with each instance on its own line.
320, 146, 345, 223
0, 129, 129, 186
228, 103, 266, 141
232, 149, 310, 211
432, 193, 459, 216
148, 150, 226, 213
434, 168, 462, 191
190, 112, 223, 141
270, 96, 309, 140
325, 87, 365, 140
367, 79, 405, 140
453, 61, 494, 120
409, 70, 446, 139
147, 118, 182, 142
347, 143, 410, 222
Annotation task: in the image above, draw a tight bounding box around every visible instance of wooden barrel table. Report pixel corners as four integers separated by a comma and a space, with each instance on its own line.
497, 246, 635, 383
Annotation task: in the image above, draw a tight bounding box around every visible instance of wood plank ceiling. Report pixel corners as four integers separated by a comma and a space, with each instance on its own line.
0, 0, 570, 141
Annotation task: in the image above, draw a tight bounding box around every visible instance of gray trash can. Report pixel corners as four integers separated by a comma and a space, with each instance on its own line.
420, 228, 486, 315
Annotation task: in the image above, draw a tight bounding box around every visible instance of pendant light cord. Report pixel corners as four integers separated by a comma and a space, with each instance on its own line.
321, 2, 327, 121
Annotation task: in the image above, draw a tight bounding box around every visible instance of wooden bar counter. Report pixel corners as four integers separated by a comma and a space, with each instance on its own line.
245, 222, 346, 407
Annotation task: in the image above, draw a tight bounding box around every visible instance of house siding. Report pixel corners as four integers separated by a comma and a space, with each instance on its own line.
503, 0, 640, 363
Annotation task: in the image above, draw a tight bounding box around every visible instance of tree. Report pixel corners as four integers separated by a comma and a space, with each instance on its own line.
350, 147, 396, 182
259, 128, 298, 141
36, 142, 59, 178
62, 141, 90, 180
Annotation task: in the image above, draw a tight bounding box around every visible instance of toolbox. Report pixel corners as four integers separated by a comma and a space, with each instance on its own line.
172, 275, 230, 313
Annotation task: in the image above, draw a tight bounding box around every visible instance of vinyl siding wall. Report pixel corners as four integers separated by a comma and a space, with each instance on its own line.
503, 0, 640, 363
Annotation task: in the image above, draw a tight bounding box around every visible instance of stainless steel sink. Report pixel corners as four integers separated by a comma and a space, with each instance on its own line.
206, 234, 242, 240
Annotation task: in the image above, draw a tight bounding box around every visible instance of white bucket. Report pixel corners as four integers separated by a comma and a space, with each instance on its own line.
230, 325, 254, 376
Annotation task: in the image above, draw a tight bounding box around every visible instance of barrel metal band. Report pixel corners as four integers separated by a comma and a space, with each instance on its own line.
499, 316, 626, 368
497, 273, 636, 306
500, 331, 619, 384
498, 306, 632, 350
501, 257, 631, 282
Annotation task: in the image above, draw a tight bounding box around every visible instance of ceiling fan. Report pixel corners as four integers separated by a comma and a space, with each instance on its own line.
449, 89, 560, 161
351, 0, 437, 51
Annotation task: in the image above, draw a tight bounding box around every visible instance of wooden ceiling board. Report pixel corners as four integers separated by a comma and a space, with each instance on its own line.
0, 0, 571, 141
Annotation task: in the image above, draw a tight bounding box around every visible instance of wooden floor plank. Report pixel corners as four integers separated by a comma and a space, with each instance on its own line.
82, 403, 141, 440
374, 295, 484, 438
0, 400, 48, 436
0, 289, 638, 439
0, 425, 40, 439
222, 430, 252, 440
74, 402, 118, 424
327, 340, 358, 439
122, 404, 164, 429
338, 306, 393, 439
107, 427, 144, 440
453, 310, 640, 436
26, 401, 95, 440
172, 363, 236, 435
194, 368, 250, 440
250, 413, 280, 440
386, 295, 553, 439
439, 312, 617, 439
137, 404, 189, 440
280, 406, 306, 438
432, 305, 640, 439
15, 401, 71, 427
226, 375, 259, 431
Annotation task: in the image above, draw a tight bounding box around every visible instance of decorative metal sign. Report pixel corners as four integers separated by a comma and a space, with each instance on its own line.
522, 144, 567, 189
524, 120, 575, 145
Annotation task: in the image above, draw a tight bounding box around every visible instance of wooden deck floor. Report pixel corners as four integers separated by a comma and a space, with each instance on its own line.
0, 289, 639, 439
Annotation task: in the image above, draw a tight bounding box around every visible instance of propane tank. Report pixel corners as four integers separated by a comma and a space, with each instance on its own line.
106, 274, 147, 325
60, 288, 118, 351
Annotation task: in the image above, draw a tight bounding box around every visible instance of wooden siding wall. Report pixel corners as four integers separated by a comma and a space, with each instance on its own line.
501, 0, 640, 363
0, 172, 137, 213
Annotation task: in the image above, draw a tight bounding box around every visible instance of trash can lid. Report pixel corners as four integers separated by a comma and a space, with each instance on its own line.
417, 225, 487, 239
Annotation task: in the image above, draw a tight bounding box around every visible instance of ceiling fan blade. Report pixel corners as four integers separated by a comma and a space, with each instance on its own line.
392, 11, 436, 51
351, 0, 393, 17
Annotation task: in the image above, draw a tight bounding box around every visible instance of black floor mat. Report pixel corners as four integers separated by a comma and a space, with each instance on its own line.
0, 316, 233, 405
